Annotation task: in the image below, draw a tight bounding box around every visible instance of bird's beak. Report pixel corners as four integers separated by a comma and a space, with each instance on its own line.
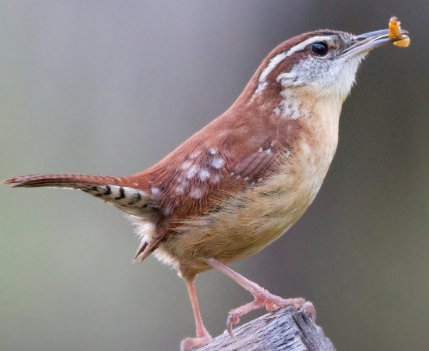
342, 28, 409, 58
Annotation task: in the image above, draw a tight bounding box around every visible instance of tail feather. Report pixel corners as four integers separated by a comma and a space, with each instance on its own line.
4, 173, 121, 189
4, 174, 156, 213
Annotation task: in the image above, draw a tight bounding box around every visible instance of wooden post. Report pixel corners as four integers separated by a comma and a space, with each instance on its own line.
197, 306, 337, 351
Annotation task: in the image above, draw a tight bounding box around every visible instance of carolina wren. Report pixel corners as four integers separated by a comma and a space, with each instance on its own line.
4, 24, 408, 350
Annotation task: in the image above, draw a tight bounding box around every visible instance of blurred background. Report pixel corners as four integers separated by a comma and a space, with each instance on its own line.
1, 1, 428, 350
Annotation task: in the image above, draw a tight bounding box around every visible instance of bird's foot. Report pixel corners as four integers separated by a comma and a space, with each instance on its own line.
204, 259, 316, 339
180, 333, 212, 351
227, 292, 315, 338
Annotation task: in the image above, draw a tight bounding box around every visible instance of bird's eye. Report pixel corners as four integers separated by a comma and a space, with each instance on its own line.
310, 42, 329, 56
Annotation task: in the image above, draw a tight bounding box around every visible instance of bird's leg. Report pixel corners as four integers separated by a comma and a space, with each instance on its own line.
206, 258, 315, 337
180, 279, 212, 351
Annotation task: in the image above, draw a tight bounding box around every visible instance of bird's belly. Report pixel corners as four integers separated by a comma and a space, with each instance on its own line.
156, 135, 338, 277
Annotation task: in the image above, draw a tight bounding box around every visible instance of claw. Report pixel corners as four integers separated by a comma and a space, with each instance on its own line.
180, 335, 212, 351
226, 314, 239, 339
299, 301, 316, 322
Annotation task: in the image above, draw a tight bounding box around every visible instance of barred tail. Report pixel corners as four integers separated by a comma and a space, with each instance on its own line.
4, 173, 124, 188
3, 174, 155, 212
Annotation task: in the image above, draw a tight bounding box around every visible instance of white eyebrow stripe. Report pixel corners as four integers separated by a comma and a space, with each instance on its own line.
256, 35, 333, 94
258, 51, 288, 85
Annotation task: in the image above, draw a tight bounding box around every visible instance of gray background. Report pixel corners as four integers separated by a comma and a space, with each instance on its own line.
1, 1, 428, 350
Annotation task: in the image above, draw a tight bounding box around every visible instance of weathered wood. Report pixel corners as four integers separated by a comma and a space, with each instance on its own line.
197, 306, 336, 351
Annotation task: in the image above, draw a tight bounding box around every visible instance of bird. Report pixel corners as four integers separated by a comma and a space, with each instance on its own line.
4, 23, 408, 350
